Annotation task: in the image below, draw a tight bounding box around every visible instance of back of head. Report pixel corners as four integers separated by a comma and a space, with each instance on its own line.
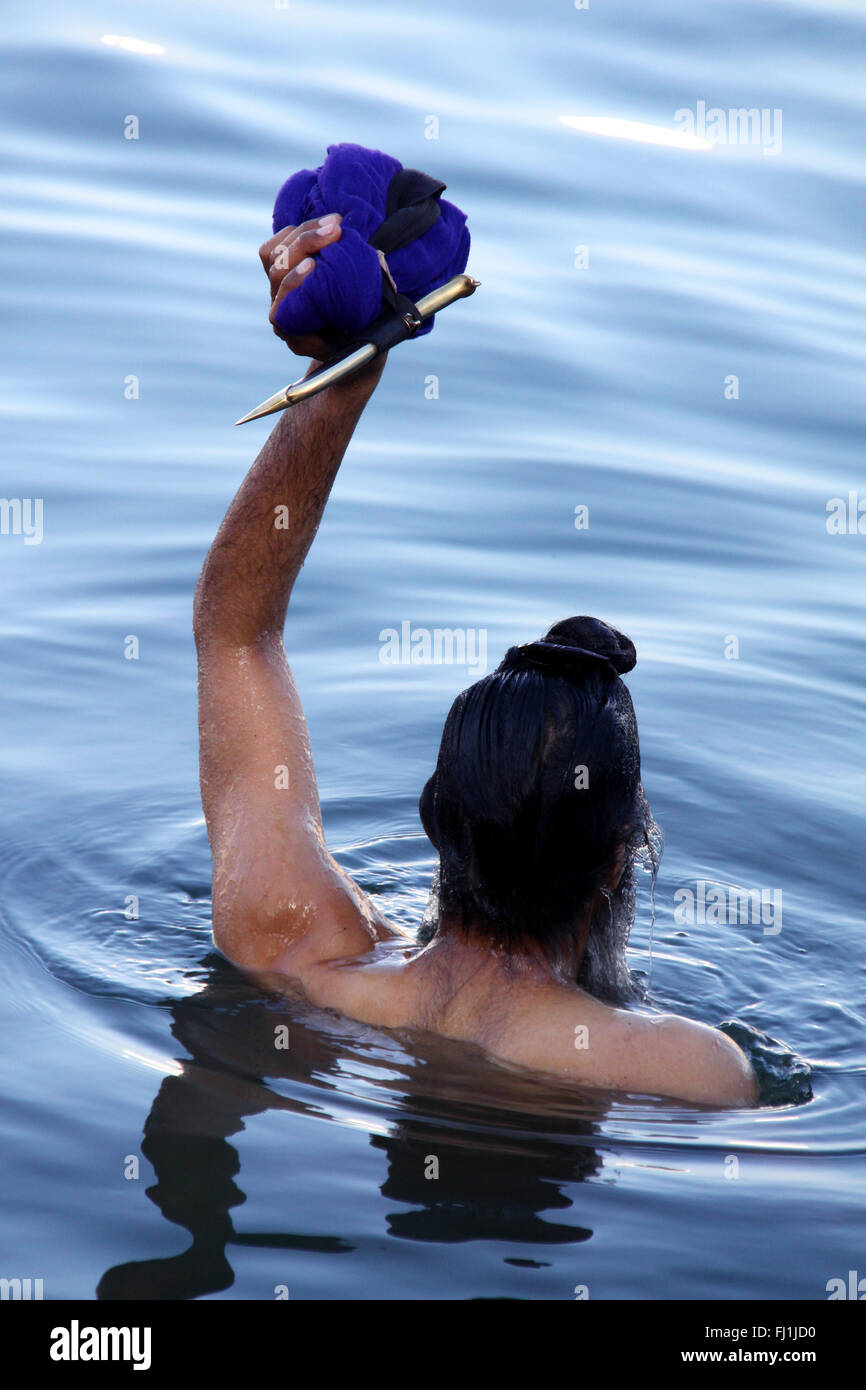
419, 617, 659, 1002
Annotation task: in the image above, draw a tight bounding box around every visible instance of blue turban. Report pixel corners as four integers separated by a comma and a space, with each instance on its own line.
271, 142, 470, 346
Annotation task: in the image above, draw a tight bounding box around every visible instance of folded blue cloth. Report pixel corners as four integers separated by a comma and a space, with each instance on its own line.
271, 142, 470, 343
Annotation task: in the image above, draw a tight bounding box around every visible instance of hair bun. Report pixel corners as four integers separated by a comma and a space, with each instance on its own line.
544, 617, 636, 674
497, 617, 636, 680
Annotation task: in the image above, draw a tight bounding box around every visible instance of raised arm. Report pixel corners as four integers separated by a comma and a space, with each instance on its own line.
193, 217, 396, 974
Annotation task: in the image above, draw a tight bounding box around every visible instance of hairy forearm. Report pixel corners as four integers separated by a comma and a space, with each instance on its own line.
193, 362, 384, 647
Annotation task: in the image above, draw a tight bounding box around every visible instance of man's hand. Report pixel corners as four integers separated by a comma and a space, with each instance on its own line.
259, 213, 343, 362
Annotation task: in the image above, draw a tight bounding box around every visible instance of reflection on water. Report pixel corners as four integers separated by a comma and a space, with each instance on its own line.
97, 958, 608, 1299
2, 801, 863, 1300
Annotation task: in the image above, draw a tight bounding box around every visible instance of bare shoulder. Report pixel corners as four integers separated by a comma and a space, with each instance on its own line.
607, 1008, 760, 1108
500, 990, 760, 1108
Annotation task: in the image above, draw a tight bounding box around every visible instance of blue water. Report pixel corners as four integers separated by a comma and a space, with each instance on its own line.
2, 0, 865, 1300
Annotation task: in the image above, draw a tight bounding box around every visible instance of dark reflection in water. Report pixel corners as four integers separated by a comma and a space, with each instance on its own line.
97, 955, 605, 1300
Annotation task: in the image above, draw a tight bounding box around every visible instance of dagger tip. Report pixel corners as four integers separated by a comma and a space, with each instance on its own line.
234, 390, 290, 426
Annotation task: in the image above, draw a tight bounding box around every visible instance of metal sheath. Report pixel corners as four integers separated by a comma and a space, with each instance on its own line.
235, 273, 479, 424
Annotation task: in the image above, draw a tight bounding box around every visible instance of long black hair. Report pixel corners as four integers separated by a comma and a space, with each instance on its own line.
418, 617, 660, 1003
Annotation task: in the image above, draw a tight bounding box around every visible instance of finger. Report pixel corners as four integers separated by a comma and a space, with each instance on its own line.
269, 255, 317, 321
258, 226, 295, 274
259, 214, 342, 282
258, 217, 329, 270
266, 217, 342, 300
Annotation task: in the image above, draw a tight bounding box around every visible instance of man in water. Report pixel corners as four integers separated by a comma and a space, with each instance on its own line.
193, 212, 758, 1108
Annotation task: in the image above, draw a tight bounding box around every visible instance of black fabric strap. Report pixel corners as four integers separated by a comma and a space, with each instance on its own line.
356, 270, 423, 352
369, 167, 446, 254
323, 167, 446, 355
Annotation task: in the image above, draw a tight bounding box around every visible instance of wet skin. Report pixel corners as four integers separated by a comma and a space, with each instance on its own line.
192, 214, 758, 1110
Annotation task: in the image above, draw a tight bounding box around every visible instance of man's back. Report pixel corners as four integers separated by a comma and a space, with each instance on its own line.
259, 934, 759, 1109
